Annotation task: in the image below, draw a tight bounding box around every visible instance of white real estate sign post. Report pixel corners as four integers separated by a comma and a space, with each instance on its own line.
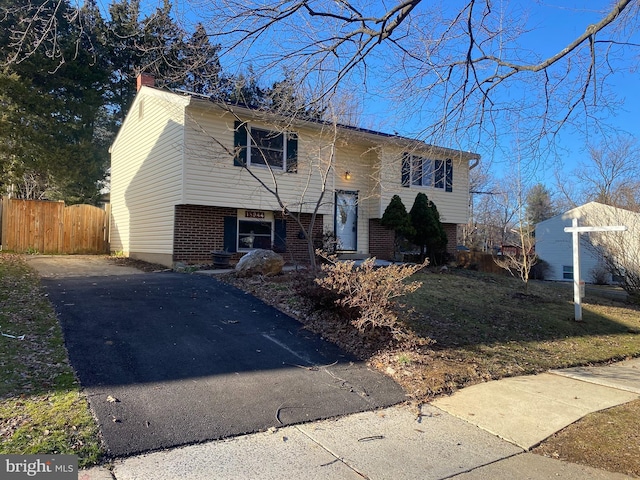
564, 218, 627, 321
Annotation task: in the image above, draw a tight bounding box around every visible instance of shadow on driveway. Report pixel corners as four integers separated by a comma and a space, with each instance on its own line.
41, 270, 405, 457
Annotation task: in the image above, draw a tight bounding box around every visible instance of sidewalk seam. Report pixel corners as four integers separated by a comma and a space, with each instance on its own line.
549, 369, 640, 395
294, 425, 370, 479
438, 451, 525, 479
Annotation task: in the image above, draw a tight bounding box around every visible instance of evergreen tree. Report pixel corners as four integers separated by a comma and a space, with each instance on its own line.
105, 0, 144, 127
264, 69, 325, 120
526, 183, 556, 225
409, 193, 447, 264
141, 0, 186, 89
381, 195, 414, 259
223, 66, 265, 108
183, 24, 222, 95
0, 0, 110, 203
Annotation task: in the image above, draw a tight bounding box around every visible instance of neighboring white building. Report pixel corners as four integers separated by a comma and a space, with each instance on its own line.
535, 202, 640, 283
109, 75, 481, 267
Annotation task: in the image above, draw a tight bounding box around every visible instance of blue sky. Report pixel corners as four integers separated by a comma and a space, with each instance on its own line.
102, 0, 638, 190
344, 1, 640, 187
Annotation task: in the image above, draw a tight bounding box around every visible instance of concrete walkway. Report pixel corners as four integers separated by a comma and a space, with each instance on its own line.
80, 359, 640, 480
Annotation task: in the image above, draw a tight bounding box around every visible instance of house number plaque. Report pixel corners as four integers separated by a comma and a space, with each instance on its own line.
245, 210, 265, 219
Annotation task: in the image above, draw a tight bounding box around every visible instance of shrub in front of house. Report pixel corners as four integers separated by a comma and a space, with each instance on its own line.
529, 258, 552, 280
314, 253, 428, 333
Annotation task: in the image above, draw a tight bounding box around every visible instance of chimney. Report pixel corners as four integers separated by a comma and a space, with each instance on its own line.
136, 73, 155, 91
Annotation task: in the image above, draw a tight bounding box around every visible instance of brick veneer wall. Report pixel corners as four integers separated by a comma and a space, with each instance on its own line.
443, 223, 458, 256
369, 219, 395, 261
173, 205, 237, 264
278, 212, 324, 265
173, 205, 323, 265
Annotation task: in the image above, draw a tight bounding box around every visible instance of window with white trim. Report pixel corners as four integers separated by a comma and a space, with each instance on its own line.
562, 265, 573, 280
249, 127, 285, 169
401, 153, 453, 191
233, 121, 298, 173
238, 219, 273, 250
236, 210, 275, 251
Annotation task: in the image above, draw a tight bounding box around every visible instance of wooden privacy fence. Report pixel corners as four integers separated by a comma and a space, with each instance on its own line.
456, 251, 506, 275
0, 197, 110, 254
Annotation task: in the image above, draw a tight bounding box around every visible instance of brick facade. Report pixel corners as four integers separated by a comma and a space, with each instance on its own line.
173, 204, 457, 265
368, 219, 395, 261
277, 212, 324, 265
173, 205, 237, 264
443, 223, 458, 256
173, 205, 323, 265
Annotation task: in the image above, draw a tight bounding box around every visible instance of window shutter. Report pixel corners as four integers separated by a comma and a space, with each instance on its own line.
401, 152, 410, 187
223, 216, 237, 252
273, 219, 287, 253
434, 160, 445, 189
286, 133, 298, 173
445, 159, 453, 192
233, 121, 248, 167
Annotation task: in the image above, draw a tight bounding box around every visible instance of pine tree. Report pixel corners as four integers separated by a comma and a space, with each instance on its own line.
526, 183, 556, 225
141, 0, 187, 89
0, 0, 110, 203
381, 195, 415, 259
409, 193, 447, 264
105, 0, 144, 127
183, 24, 222, 95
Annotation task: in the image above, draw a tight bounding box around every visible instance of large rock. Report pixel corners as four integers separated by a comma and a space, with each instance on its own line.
235, 249, 284, 277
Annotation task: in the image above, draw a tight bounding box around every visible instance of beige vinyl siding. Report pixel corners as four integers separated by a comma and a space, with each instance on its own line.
333, 143, 378, 254
182, 105, 333, 215
109, 88, 187, 256
378, 147, 471, 224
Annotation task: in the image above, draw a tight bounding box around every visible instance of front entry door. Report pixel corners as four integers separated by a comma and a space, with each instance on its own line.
335, 191, 358, 251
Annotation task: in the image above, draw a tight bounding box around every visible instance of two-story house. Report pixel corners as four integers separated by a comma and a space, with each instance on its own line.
109, 75, 480, 267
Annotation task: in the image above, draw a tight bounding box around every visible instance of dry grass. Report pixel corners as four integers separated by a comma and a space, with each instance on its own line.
0, 254, 102, 467
534, 399, 640, 477
227, 268, 640, 400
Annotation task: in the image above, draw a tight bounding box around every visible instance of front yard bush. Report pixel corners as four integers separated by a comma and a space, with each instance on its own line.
315, 253, 428, 332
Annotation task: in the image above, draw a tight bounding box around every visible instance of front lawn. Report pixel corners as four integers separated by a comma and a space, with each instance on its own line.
228, 268, 640, 400
0, 254, 102, 467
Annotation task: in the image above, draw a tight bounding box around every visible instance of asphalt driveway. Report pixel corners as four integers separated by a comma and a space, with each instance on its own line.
30, 256, 405, 457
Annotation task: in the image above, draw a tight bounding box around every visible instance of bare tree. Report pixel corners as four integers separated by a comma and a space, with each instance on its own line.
5, 1, 639, 153
492, 144, 538, 292
196, 0, 639, 148
560, 134, 640, 211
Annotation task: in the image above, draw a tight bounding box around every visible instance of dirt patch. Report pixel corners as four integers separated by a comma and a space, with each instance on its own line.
106, 256, 169, 272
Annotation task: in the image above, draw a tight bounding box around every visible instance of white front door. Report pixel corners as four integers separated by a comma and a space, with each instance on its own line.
335, 191, 358, 251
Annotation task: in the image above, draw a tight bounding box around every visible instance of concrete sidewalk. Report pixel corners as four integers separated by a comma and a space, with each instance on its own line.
79, 360, 639, 479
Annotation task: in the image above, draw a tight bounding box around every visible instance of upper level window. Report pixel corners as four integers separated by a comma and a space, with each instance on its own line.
402, 153, 453, 192
249, 128, 284, 168
234, 121, 298, 173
